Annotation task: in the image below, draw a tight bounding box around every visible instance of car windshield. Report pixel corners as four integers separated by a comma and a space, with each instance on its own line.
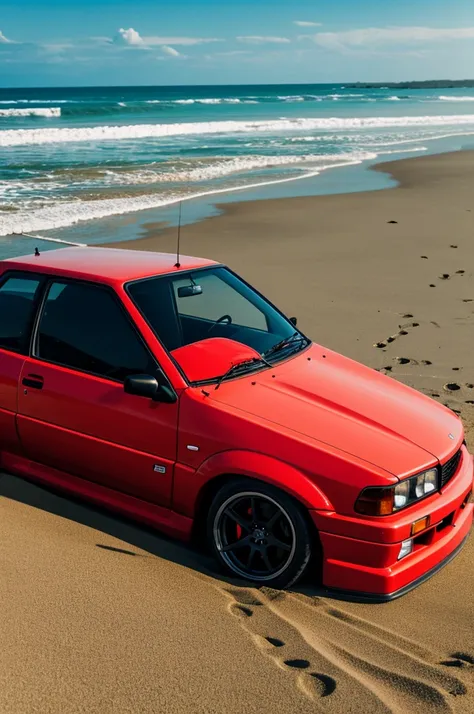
127, 267, 309, 381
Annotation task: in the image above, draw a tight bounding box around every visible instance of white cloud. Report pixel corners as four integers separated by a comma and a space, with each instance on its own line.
115, 28, 145, 46
0, 30, 15, 44
293, 21, 322, 27
161, 45, 181, 57
237, 36, 290, 44
310, 26, 474, 52
40, 43, 75, 53
144, 36, 222, 46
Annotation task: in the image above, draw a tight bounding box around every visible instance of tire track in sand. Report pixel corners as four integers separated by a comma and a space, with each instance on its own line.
224, 587, 471, 714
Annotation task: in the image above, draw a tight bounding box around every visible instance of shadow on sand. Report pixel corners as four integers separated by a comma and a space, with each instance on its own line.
0, 471, 339, 601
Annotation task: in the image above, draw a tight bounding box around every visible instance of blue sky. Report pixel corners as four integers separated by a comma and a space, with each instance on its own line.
1, 0, 474, 87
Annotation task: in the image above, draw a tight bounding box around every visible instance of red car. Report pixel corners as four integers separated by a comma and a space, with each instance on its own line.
0, 247, 472, 599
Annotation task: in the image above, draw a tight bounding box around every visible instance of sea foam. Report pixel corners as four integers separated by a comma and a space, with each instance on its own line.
2, 114, 474, 147
0, 107, 61, 118
0, 155, 376, 237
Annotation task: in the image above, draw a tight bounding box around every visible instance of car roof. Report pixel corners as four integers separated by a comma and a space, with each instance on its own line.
3, 247, 217, 285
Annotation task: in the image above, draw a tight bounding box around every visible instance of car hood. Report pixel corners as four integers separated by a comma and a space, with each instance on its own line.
209, 344, 463, 477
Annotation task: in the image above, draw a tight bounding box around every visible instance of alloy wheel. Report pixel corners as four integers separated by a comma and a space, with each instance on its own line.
213, 491, 296, 581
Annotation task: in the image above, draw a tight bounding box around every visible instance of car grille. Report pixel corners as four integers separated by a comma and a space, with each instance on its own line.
440, 449, 462, 488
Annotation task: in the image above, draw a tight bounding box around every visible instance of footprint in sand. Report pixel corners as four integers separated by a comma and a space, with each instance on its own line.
285, 659, 310, 669
444, 383, 461, 392
266, 637, 284, 647
227, 589, 338, 704
225, 587, 469, 711
374, 321, 420, 350
394, 357, 418, 365
441, 653, 474, 668
438, 271, 465, 281
231, 604, 254, 618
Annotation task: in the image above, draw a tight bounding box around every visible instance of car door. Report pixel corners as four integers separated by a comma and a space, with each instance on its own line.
16, 278, 178, 507
0, 272, 43, 457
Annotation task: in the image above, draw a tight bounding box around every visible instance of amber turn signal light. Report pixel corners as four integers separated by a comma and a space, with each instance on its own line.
354, 487, 394, 516
411, 516, 430, 536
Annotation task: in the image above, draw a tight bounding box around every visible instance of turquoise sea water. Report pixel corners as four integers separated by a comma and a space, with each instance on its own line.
2, 83, 474, 256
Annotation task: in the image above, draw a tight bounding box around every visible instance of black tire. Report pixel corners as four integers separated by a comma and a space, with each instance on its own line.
207, 477, 313, 589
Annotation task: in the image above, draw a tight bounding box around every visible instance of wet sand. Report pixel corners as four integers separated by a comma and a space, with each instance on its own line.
2, 150, 474, 713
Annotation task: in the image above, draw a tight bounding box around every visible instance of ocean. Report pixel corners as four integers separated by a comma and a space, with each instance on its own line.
2, 83, 474, 255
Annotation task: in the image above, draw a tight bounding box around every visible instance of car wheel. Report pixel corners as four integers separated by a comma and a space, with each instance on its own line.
207, 478, 313, 589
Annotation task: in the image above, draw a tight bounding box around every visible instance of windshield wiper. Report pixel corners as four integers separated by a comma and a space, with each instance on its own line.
264, 331, 308, 359
214, 356, 271, 390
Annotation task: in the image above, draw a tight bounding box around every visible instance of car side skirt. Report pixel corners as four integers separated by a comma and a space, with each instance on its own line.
1, 451, 193, 541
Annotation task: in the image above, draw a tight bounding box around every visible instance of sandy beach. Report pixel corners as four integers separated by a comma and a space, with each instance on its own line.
2, 150, 474, 713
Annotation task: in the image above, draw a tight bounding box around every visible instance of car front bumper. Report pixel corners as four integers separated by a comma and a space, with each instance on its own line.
311, 446, 474, 600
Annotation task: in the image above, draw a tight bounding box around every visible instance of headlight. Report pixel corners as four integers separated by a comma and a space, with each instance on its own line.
355, 468, 438, 516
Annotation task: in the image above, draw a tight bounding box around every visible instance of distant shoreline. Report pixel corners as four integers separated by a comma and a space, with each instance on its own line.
2, 79, 474, 91
348, 79, 474, 89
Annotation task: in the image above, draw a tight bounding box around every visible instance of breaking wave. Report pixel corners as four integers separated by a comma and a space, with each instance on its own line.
438, 95, 474, 102
0, 154, 376, 236
2, 114, 474, 147
0, 107, 61, 118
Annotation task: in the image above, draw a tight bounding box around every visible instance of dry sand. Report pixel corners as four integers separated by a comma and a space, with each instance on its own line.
1, 150, 474, 713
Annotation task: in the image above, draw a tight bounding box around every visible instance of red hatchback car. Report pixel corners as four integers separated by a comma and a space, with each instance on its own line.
0, 247, 472, 599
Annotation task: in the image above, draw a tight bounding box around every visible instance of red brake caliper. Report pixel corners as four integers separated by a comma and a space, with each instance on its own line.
236, 506, 253, 540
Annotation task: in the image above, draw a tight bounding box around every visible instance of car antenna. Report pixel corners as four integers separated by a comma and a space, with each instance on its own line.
174, 201, 182, 268
34, 247, 40, 257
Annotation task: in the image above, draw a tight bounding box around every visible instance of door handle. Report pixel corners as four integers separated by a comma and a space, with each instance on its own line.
22, 374, 44, 390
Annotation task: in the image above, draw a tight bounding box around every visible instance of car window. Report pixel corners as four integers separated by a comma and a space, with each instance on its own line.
127, 267, 299, 363
173, 272, 268, 331
0, 274, 42, 353
36, 281, 156, 382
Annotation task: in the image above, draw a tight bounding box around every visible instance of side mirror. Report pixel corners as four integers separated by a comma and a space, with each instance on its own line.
290, 316, 297, 326
124, 374, 176, 403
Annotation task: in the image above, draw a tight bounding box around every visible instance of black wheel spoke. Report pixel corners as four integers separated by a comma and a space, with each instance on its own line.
261, 549, 273, 572
265, 508, 282, 530
221, 535, 252, 552
268, 536, 292, 552
224, 507, 251, 532
250, 497, 257, 521
246, 546, 257, 568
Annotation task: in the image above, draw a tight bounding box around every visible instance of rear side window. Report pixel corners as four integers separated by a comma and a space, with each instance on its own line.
36, 280, 157, 382
0, 275, 41, 353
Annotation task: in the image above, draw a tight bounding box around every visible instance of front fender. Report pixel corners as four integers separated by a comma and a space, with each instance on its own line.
173, 450, 334, 517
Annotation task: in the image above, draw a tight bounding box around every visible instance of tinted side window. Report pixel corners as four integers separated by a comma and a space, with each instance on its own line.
0, 275, 41, 353
37, 281, 156, 381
